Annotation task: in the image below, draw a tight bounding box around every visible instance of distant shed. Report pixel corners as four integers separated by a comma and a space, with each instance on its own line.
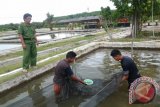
55, 16, 102, 29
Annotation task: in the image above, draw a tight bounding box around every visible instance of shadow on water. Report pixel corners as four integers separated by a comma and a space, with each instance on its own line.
7, 83, 49, 107
0, 49, 160, 107
5, 79, 108, 107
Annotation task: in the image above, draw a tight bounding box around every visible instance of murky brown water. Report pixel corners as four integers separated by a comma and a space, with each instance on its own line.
0, 49, 160, 107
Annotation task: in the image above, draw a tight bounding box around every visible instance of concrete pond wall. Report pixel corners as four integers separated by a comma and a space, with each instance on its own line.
0, 41, 160, 93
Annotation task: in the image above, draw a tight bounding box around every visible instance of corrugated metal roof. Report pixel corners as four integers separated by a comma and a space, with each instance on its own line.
56, 16, 101, 24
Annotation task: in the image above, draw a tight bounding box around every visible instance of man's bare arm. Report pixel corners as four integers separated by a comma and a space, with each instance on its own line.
19, 34, 26, 48
71, 75, 86, 85
122, 75, 128, 81
34, 34, 39, 45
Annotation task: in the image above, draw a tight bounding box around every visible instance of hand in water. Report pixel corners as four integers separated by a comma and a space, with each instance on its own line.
83, 82, 88, 85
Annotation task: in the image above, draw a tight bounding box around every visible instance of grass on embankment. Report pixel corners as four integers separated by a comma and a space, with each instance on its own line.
0, 31, 106, 74
0, 31, 106, 61
0, 54, 65, 84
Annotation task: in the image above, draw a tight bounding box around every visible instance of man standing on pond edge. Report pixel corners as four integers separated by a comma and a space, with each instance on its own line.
18, 13, 38, 72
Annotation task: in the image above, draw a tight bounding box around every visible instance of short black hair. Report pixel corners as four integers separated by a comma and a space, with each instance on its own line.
66, 51, 77, 58
110, 49, 121, 57
23, 13, 32, 20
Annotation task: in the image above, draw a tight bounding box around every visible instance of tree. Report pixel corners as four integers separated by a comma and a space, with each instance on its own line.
45, 13, 54, 31
101, 6, 121, 27
101, 6, 113, 39
110, 0, 160, 37
111, 0, 132, 17
131, 0, 160, 37
101, 6, 112, 22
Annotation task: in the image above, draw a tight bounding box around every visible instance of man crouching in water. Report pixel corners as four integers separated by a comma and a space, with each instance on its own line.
110, 49, 141, 89
53, 51, 86, 100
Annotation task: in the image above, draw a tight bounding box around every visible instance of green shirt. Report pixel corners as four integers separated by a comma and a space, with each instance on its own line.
18, 23, 36, 39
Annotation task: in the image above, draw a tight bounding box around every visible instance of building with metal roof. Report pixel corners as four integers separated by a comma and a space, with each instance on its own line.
55, 16, 102, 29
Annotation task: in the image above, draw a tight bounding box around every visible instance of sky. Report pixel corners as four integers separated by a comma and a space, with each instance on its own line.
0, 0, 115, 25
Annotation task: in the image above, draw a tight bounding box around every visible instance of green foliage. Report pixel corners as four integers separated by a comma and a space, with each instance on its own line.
0, 23, 19, 31
111, 0, 132, 17
101, 6, 112, 21
0, 22, 45, 32
32, 22, 44, 29
110, 0, 160, 37
110, 0, 160, 22
44, 13, 54, 31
